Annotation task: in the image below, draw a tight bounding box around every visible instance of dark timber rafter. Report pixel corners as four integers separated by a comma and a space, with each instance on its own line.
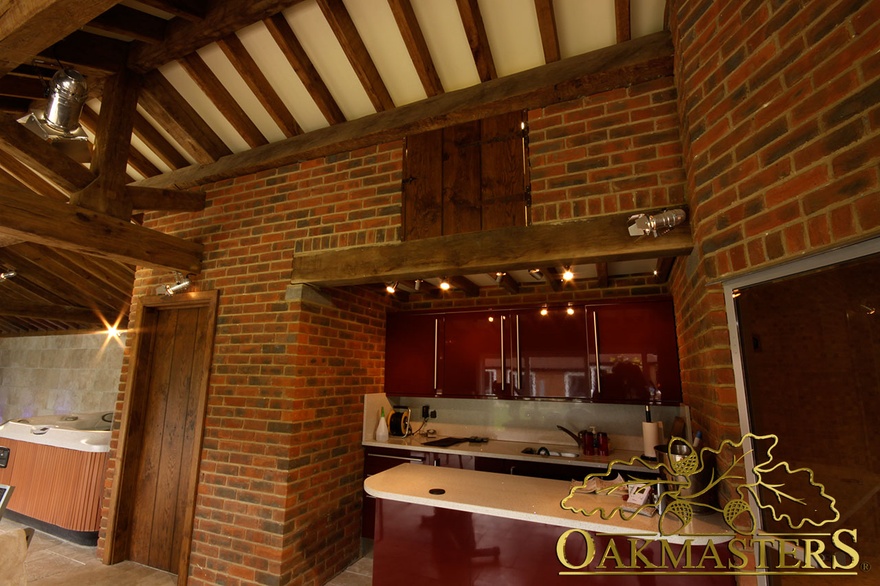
318, 0, 395, 112
534, 0, 560, 63
0, 0, 121, 76
0, 185, 202, 273
388, 0, 444, 97
134, 30, 674, 190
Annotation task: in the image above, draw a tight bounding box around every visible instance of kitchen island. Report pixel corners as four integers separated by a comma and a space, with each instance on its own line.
365, 464, 737, 585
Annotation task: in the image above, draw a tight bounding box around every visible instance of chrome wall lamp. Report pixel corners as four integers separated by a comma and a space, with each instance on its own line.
163, 272, 193, 295
628, 209, 686, 238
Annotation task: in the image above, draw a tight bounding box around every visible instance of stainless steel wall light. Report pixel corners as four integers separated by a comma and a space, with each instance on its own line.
164, 272, 192, 295
628, 209, 686, 238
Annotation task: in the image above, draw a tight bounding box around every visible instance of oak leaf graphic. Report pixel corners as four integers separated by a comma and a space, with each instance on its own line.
560, 433, 840, 536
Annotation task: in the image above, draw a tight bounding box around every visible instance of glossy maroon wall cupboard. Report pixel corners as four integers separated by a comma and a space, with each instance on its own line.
385, 299, 682, 404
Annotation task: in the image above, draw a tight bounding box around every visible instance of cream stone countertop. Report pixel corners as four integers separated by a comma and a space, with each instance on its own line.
364, 463, 732, 546
363, 436, 654, 473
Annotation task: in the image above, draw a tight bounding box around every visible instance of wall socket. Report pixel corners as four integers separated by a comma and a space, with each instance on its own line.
421, 405, 437, 419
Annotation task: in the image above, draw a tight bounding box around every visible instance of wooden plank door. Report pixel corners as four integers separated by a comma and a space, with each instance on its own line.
107, 291, 217, 582
127, 305, 204, 570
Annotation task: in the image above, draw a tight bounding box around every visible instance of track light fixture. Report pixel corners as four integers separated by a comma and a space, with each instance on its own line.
566, 304, 575, 316
628, 208, 686, 238
562, 267, 574, 281
528, 268, 543, 280
540, 306, 549, 316
414, 279, 422, 291
0, 270, 15, 282
439, 278, 451, 291
164, 272, 192, 295
385, 282, 398, 294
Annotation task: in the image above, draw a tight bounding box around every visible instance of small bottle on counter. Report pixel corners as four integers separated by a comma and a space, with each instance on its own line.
375, 407, 389, 442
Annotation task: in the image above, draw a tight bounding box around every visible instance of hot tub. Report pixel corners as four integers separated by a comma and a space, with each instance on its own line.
0, 412, 112, 544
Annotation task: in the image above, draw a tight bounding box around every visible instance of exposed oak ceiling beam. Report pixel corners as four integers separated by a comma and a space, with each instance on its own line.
217, 34, 302, 138
615, 0, 632, 43
128, 0, 310, 73
86, 5, 168, 44
0, 301, 106, 324
0, 113, 96, 192
139, 70, 232, 164
534, 0, 560, 63
0, 185, 203, 273
264, 13, 345, 125
0, 0, 121, 76
179, 52, 269, 148
290, 209, 693, 287
134, 0, 207, 23
135, 30, 674, 190
319, 0, 394, 112
388, 0, 443, 97
456, 0, 496, 82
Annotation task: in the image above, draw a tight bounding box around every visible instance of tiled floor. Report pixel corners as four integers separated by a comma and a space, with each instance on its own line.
0, 517, 372, 585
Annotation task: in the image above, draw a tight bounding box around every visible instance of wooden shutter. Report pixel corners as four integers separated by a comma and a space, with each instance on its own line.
402, 111, 527, 239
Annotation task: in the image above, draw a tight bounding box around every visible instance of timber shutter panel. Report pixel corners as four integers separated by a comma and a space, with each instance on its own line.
402, 110, 528, 239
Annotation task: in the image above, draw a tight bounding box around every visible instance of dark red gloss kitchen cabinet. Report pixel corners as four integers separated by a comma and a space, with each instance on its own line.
587, 300, 682, 404
512, 306, 590, 399
440, 310, 511, 397
362, 448, 428, 538
385, 312, 442, 397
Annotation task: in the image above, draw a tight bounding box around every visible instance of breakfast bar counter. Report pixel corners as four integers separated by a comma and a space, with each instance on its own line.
365, 464, 737, 586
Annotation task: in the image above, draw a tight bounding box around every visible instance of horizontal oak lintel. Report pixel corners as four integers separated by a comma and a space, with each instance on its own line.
291, 209, 692, 287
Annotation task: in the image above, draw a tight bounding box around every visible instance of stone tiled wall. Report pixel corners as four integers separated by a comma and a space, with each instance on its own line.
0, 333, 124, 421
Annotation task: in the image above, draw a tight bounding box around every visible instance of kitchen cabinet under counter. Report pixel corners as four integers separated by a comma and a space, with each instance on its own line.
365, 464, 735, 586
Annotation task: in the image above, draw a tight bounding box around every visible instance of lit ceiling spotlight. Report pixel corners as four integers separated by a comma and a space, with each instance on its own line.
566, 304, 575, 316
385, 282, 397, 294
164, 272, 192, 295
653, 269, 659, 276
0, 270, 15, 282
540, 306, 549, 316
439, 278, 451, 291
528, 268, 543, 280
562, 267, 574, 281
494, 272, 506, 283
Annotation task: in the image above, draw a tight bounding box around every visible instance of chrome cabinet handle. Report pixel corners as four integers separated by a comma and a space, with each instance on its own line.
515, 314, 521, 393
500, 315, 505, 392
433, 318, 438, 392
592, 311, 601, 397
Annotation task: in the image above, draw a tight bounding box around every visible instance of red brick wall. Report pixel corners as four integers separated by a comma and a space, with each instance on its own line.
99, 145, 398, 586
529, 76, 685, 221
98, 78, 687, 583
668, 0, 880, 489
